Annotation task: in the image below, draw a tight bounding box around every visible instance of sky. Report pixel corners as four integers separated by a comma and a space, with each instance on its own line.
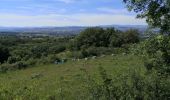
0, 0, 147, 27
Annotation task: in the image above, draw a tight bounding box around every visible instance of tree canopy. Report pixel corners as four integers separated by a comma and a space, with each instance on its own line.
123, 0, 170, 34
0, 46, 10, 63
69, 27, 140, 51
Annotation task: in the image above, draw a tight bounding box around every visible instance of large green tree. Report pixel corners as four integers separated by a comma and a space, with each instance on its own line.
123, 0, 170, 34
123, 29, 140, 44
75, 27, 106, 49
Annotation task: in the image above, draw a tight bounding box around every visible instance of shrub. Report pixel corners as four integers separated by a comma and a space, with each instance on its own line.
7, 56, 21, 64
0, 61, 28, 72
47, 55, 61, 63
0, 64, 8, 73
31, 45, 49, 58
82, 66, 170, 100
70, 51, 84, 59
129, 42, 145, 56
84, 47, 98, 57
13, 61, 28, 69
49, 45, 66, 54
143, 35, 170, 75
112, 48, 126, 54
26, 58, 37, 66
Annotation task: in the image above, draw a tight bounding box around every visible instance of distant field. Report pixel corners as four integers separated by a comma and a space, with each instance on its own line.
0, 54, 145, 100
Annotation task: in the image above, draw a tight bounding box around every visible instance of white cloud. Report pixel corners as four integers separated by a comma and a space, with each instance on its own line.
97, 7, 130, 14
0, 13, 147, 27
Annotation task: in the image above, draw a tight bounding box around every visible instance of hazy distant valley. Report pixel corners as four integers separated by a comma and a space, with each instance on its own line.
0, 25, 149, 37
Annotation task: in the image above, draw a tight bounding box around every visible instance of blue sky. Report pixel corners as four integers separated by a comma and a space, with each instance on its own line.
0, 0, 146, 27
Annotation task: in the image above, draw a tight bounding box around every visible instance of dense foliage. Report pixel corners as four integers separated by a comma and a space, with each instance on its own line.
122, 1, 170, 99
68, 27, 140, 58
142, 35, 170, 75
0, 36, 70, 72
73, 27, 139, 49
84, 66, 170, 100
0, 45, 10, 64
0, 28, 140, 71
123, 0, 170, 34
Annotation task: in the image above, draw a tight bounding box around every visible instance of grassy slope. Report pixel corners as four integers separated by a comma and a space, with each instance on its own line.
0, 54, 145, 100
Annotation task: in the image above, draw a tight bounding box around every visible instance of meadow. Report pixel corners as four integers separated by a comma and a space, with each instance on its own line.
0, 27, 170, 99
1, 0, 170, 99
0, 54, 145, 100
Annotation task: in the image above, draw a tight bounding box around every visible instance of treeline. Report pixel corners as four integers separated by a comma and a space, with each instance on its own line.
0, 27, 170, 99
68, 27, 139, 58
0, 37, 70, 72
0, 27, 140, 72
69, 27, 139, 49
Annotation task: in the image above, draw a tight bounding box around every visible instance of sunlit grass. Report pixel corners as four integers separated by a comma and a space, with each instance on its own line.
0, 54, 144, 100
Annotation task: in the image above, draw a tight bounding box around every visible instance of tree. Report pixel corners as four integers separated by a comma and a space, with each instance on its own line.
0, 46, 10, 64
104, 28, 117, 47
123, 0, 170, 34
123, 29, 140, 44
109, 30, 123, 47
76, 27, 105, 49
75, 27, 122, 49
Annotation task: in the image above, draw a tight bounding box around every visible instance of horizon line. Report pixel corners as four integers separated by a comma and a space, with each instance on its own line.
0, 24, 148, 28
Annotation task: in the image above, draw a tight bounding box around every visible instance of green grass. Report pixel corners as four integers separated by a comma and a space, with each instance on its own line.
0, 54, 145, 100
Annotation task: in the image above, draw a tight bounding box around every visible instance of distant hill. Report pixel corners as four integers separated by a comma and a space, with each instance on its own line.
0, 25, 150, 36
101, 25, 148, 32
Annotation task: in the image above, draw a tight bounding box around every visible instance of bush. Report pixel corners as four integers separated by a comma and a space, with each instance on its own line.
68, 51, 84, 59
13, 61, 28, 69
129, 34, 170, 76
129, 42, 145, 56
79, 47, 115, 58
26, 58, 37, 66
84, 47, 98, 57
82, 67, 170, 100
143, 35, 170, 75
112, 48, 126, 54
0, 61, 28, 72
0, 55, 63, 73
47, 55, 61, 63
0, 64, 8, 73
7, 56, 21, 64
49, 45, 66, 54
